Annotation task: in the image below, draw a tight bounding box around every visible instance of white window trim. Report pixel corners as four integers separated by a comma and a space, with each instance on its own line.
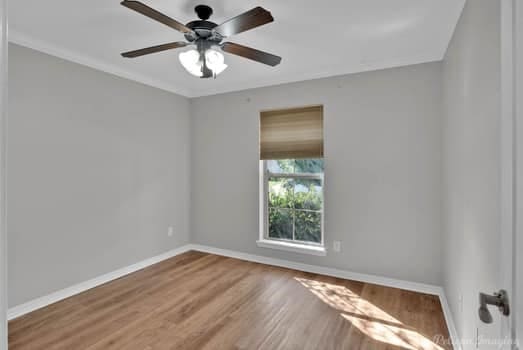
256, 239, 326, 256
259, 161, 326, 256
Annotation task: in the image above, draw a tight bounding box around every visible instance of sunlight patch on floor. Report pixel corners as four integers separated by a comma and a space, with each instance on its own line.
295, 277, 444, 350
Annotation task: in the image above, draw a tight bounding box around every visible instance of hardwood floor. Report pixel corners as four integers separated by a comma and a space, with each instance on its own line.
9, 251, 452, 350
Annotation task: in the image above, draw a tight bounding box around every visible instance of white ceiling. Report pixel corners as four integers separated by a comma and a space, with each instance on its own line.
9, 0, 465, 97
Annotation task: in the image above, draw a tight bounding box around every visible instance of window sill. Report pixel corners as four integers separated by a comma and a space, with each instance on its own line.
256, 239, 327, 256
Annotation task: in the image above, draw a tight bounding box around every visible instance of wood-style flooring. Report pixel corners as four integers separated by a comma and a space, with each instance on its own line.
9, 251, 452, 350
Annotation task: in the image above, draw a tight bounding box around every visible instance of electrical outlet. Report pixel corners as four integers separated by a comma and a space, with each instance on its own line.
167, 226, 174, 237
333, 241, 342, 252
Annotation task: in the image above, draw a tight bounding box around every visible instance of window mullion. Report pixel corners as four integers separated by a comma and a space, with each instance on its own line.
267, 172, 321, 180
292, 180, 296, 242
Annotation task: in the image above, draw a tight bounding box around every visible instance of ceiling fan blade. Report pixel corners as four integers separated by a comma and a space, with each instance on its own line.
221, 42, 281, 67
214, 7, 273, 37
121, 41, 188, 58
121, 0, 193, 34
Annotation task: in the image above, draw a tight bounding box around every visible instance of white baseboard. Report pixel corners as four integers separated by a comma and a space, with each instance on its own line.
7, 245, 192, 320
7, 242, 461, 349
438, 291, 462, 350
187, 244, 441, 294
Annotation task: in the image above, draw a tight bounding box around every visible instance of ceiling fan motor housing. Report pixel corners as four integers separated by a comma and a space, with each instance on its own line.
184, 20, 221, 43
184, 5, 223, 43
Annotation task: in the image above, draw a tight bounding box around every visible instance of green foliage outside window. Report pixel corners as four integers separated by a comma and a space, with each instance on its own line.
267, 159, 323, 244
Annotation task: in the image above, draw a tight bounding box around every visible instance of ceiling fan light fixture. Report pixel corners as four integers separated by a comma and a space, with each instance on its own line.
179, 48, 228, 78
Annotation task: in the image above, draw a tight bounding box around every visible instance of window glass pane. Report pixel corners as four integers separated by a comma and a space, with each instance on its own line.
295, 210, 322, 243
294, 178, 322, 211
268, 177, 294, 208
267, 160, 283, 173
293, 159, 324, 174
267, 159, 324, 174
267, 159, 294, 173
269, 208, 293, 240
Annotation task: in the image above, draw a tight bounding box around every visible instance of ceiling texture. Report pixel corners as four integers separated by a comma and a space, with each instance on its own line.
9, 0, 465, 97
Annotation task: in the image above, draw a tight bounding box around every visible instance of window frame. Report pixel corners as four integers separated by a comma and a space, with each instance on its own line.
259, 160, 325, 248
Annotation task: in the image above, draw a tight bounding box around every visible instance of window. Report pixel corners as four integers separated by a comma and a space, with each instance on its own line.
259, 106, 325, 254
264, 159, 324, 244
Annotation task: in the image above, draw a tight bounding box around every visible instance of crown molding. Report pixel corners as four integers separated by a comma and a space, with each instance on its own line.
8, 30, 444, 99
8, 29, 193, 97
8, 29, 453, 100
8, 29, 447, 99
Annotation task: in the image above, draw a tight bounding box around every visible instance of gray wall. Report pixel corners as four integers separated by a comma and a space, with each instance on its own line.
190, 63, 443, 285
8, 44, 191, 307
442, 0, 502, 345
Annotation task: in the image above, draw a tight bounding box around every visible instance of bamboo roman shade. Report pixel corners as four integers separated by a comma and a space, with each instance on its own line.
260, 105, 324, 160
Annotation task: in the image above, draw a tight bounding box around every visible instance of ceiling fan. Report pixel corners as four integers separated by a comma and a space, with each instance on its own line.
120, 1, 282, 78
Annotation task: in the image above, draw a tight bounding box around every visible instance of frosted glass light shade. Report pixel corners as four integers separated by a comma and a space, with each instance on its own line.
179, 49, 203, 77
205, 49, 228, 76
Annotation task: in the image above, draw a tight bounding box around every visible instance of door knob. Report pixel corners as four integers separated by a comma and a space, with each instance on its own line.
478, 289, 510, 324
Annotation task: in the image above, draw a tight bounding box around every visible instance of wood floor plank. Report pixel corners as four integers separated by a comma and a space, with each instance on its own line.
9, 251, 452, 349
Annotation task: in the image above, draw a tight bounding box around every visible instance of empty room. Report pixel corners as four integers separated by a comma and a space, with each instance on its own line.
0, 0, 522, 349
